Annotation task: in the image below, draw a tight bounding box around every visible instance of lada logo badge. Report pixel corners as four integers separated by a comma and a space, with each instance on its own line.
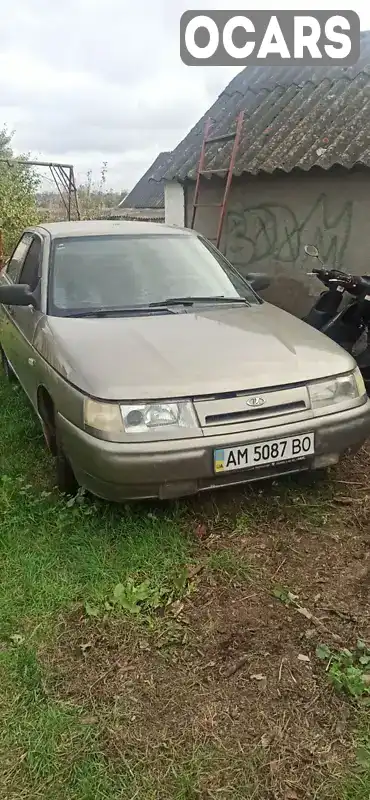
246, 396, 265, 407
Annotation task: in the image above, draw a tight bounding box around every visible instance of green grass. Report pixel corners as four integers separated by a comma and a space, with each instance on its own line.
0, 383, 193, 637
0, 378, 198, 798
1, 375, 370, 798
0, 692, 137, 800
0, 487, 191, 631
320, 720, 370, 800
206, 547, 253, 581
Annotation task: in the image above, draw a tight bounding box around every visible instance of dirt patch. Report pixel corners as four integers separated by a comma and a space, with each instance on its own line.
41, 450, 370, 798
44, 594, 362, 797
45, 599, 354, 799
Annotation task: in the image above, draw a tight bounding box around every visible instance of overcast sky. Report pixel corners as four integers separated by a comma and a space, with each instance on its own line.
1, 0, 369, 193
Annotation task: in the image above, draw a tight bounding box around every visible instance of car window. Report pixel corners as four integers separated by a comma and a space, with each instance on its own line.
48, 233, 259, 314
18, 237, 42, 291
5, 233, 33, 283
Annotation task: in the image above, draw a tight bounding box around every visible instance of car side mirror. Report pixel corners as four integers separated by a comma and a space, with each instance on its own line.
246, 272, 271, 293
304, 244, 319, 258
0, 283, 38, 308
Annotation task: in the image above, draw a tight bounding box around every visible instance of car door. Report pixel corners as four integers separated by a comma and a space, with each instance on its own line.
5, 234, 45, 406
0, 232, 34, 370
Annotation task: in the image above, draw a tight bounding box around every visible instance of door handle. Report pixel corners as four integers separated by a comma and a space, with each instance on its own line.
28, 358, 36, 367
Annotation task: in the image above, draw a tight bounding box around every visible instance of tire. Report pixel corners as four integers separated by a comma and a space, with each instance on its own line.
41, 417, 57, 456
55, 430, 78, 496
1, 347, 16, 383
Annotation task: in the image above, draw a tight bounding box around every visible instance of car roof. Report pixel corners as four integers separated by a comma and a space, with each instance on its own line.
32, 220, 194, 239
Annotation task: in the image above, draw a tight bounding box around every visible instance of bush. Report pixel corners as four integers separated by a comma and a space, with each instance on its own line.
0, 128, 41, 256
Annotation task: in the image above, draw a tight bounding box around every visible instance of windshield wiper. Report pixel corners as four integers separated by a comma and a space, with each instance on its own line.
149, 295, 250, 307
61, 296, 249, 318
63, 305, 177, 318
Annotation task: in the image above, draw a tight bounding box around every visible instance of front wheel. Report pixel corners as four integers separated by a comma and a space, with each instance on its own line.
0, 347, 16, 383
55, 431, 79, 496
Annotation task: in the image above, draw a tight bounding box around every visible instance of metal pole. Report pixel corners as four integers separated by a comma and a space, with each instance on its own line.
70, 167, 80, 220
0, 158, 80, 221
50, 166, 69, 216
68, 167, 72, 221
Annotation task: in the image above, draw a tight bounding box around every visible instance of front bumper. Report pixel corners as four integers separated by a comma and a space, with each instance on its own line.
57, 399, 370, 501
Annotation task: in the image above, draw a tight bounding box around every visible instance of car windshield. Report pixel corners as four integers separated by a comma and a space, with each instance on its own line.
47, 233, 259, 315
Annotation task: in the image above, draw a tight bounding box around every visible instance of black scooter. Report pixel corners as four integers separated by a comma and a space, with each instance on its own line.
303, 244, 370, 394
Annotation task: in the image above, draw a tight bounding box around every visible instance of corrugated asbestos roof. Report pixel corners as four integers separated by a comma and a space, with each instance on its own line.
120, 152, 172, 208
150, 31, 370, 182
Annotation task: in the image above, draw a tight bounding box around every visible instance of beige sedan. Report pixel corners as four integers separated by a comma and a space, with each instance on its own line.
0, 220, 369, 501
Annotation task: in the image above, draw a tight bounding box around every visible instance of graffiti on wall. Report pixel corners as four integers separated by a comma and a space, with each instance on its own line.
225, 193, 353, 268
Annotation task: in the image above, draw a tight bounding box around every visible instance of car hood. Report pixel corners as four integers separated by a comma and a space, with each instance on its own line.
34, 303, 356, 400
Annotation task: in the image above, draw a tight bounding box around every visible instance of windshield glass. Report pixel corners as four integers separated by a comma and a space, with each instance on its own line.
47, 233, 258, 315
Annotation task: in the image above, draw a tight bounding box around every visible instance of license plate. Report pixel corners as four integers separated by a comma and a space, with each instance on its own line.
214, 433, 314, 473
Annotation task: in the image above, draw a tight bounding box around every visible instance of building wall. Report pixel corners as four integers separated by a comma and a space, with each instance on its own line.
185, 167, 370, 317
165, 182, 185, 226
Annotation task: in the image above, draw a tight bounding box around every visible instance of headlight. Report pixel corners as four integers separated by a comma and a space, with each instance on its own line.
308, 367, 366, 410
120, 401, 198, 434
354, 367, 367, 397
83, 398, 199, 438
84, 398, 123, 434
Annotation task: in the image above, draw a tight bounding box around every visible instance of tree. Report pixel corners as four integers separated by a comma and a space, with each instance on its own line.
77, 163, 128, 219
77, 162, 108, 220
0, 127, 41, 256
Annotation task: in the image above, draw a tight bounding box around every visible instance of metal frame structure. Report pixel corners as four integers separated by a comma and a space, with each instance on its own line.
0, 158, 80, 221
190, 111, 245, 250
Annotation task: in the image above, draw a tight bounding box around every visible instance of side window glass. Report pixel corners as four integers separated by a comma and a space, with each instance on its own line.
18, 237, 42, 291
5, 234, 33, 283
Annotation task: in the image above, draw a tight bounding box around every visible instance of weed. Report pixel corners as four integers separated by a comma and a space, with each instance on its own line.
272, 584, 296, 604
84, 566, 197, 619
111, 577, 168, 615
316, 640, 370, 700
